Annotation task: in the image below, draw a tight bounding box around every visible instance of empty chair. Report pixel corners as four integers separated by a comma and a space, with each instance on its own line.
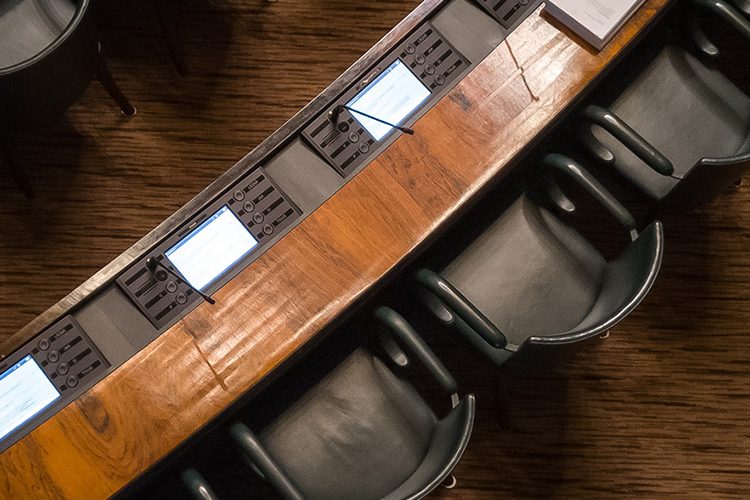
1, 0, 134, 195
0, 0, 135, 128
576, 3, 750, 210
414, 154, 664, 367
229, 307, 475, 500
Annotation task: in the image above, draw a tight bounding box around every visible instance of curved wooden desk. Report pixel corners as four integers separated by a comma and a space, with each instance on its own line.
0, 1, 671, 497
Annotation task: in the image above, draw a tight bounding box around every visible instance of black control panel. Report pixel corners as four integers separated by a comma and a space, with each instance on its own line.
0, 316, 109, 452
17, 316, 108, 394
303, 22, 469, 177
117, 167, 300, 329
475, 0, 535, 28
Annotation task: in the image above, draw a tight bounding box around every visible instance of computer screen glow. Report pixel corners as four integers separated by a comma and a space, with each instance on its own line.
165, 206, 259, 292
0, 355, 60, 442
347, 59, 430, 141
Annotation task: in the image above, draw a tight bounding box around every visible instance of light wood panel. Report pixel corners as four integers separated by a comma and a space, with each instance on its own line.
0, 0, 678, 497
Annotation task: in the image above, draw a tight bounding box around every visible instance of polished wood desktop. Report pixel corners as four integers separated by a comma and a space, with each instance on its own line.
0, 1, 672, 497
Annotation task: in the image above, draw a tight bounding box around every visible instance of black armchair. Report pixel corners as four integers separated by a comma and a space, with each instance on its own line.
0, 0, 135, 128
1, 0, 134, 195
577, 3, 750, 211
414, 154, 664, 367
230, 307, 475, 500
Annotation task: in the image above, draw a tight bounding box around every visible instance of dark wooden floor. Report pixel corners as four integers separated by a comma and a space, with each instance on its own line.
2, 0, 750, 497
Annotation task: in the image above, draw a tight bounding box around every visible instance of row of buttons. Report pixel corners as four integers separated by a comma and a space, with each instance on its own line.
332, 122, 372, 154
235, 191, 260, 215
233, 188, 274, 228
234, 191, 277, 235
37, 341, 80, 387
409, 57, 445, 86
335, 125, 374, 153
404, 40, 446, 85
154, 271, 190, 305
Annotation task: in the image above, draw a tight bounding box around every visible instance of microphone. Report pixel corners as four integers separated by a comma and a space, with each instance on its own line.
146, 257, 216, 306
328, 105, 415, 135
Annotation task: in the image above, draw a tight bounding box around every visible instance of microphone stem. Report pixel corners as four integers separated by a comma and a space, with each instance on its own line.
337, 105, 415, 135
146, 257, 216, 305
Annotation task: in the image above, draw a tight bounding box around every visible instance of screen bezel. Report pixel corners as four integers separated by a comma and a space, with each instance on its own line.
164, 205, 259, 292
346, 59, 431, 141
0, 355, 61, 443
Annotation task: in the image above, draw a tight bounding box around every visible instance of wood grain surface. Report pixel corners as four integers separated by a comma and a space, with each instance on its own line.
3, 0, 749, 498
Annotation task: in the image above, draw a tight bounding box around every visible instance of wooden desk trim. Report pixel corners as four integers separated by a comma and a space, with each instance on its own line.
0, 1, 672, 497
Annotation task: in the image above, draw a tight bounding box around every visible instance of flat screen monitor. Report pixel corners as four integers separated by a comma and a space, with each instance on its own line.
165, 206, 259, 292
346, 59, 431, 141
0, 355, 60, 442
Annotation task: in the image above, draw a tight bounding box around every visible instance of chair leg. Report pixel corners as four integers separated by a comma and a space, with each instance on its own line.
441, 474, 457, 489
153, 0, 189, 76
491, 372, 512, 431
1, 142, 34, 199
96, 43, 136, 116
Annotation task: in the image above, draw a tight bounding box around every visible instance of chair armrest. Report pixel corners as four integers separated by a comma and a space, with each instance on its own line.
695, 0, 750, 40
181, 469, 220, 500
374, 307, 458, 396
690, 0, 750, 56
414, 269, 508, 349
230, 423, 304, 500
579, 105, 674, 176
541, 153, 638, 236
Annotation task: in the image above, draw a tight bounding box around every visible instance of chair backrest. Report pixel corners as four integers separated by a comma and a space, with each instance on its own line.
230, 307, 474, 500
0, 0, 97, 129
529, 220, 664, 345
659, 152, 750, 211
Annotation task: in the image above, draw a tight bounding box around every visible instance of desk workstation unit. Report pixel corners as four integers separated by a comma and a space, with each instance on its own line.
3, 0, 750, 497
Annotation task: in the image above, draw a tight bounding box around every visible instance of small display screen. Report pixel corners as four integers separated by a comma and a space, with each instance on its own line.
346, 59, 431, 141
0, 355, 60, 442
165, 206, 259, 292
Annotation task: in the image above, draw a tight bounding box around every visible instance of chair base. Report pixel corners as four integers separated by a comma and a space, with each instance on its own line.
441, 474, 457, 489
1, 142, 34, 199
96, 43, 136, 116
152, 0, 189, 76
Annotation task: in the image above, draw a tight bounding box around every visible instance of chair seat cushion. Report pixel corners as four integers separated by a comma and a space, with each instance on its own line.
595, 45, 750, 200
0, 0, 76, 69
259, 348, 436, 500
442, 195, 606, 346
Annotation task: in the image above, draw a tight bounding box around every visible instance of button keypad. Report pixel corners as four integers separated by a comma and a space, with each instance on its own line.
118, 167, 299, 329
303, 22, 468, 177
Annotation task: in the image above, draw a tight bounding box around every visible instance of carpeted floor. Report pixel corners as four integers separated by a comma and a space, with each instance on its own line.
2, 0, 750, 497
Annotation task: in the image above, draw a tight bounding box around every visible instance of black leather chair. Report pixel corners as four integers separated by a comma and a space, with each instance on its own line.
414, 154, 664, 367
577, 1, 750, 211
229, 307, 475, 500
1, 0, 134, 195
0, 0, 135, 128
